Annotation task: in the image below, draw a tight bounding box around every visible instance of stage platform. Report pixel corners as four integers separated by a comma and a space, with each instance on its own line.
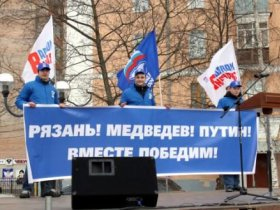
1, 188, 280, 210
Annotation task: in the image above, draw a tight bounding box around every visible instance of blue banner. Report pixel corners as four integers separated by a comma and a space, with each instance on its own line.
117, 30, 160, 90
23, 106, 257, 182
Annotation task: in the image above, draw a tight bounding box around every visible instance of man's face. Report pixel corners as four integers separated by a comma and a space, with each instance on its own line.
229, 86, 241, 97
38, 69, 50, 81
18, 171, 24, 178
134, 73, 146, 87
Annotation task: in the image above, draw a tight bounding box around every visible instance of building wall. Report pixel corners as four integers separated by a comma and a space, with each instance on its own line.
269, 0, 280, 64
0, 0, 65, 161
0, 0, 34, 160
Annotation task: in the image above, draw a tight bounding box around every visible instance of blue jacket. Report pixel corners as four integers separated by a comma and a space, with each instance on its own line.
217, 92, 242, 109
15, 76, 59, 110
120, 85, 155, 106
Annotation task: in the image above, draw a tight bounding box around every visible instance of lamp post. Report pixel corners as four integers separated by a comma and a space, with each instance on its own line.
0, 73, 71, 117
0, 73, 23, 117
56, 81, 70, 103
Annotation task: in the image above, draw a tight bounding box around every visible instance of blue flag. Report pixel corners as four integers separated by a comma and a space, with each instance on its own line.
117, 31, 160, 91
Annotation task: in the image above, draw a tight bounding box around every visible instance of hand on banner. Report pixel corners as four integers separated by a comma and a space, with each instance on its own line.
59, 103, 66, 108
120, 102, 127, 108
223, 106, 229, 111
28, 102, 66, 108
28, 102, 36, 108
164, 104, 171, 109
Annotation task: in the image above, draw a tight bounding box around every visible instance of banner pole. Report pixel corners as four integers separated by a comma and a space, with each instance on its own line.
158, 73, 163, 106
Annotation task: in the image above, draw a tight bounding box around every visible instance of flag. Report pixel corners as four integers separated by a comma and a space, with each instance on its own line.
197, 40, 240, 106
117, 30, 160, 91
22, 16, 55, 83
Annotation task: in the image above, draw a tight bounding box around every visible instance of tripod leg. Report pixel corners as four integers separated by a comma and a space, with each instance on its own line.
267, 150, 273, 194
247, 192, 278, 201
265, 115, 274, 195
225, 109, 278, 203
224, 193, 241, 202
225, 191, 278, 202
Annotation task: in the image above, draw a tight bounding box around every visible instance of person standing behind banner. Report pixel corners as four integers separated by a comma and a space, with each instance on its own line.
120, 69, 155, 107
15, 62, 64, 198
217, 80, 242, 192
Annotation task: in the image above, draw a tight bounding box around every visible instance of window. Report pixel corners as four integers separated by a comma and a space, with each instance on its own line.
188, 0, 204, 9
237, 22, 268, 49
189, 30, 206, 59
132, 0, 149, 13
235, 0, 268, 15
260, 22, 268, 47
191, 82, 206, 108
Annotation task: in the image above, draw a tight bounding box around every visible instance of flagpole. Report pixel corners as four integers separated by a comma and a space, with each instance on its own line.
50, 16, 57, 85
158, 73, 163, 106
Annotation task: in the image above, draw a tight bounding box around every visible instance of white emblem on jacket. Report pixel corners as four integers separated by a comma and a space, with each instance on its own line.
51, 90, 55, 98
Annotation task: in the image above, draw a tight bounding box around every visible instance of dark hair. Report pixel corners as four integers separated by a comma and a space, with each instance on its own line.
135, 72, 145, 76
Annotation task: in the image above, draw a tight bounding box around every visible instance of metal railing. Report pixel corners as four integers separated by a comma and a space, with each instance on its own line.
0, 178, 22, 195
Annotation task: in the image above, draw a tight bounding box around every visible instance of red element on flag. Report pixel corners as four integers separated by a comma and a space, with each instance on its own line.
28, 52, 41, 74
27, 52, 52, 74
45, 53, 52, 64
210, 72, 237, 90
125, 54, 145, 79
22, 16, 55, 83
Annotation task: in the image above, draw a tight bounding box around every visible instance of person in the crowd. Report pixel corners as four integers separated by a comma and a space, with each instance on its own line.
120, 69, 155, 107
15, 62, 64, 198
217, 80, 242, 192
16, 170, 25, 185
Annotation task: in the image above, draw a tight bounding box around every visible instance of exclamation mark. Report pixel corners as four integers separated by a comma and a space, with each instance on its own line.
190, 126, 195, 137
96, 124, 101, 136
214, 147, 218, 158
247, 127, 251, 137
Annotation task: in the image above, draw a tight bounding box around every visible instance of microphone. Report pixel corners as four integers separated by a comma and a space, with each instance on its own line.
223, 106, 229, 111
254, 73, 270, 78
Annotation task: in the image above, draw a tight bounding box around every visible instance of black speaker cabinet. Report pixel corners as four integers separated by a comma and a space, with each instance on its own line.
72, 157, 158, 209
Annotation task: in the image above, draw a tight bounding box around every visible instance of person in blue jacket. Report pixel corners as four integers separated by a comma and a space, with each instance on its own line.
217, 80, 242, 192
15, 62, 63, 198
120, 69, 155, 107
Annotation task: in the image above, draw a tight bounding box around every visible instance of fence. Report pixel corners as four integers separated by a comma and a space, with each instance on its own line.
0, 178, 22, 196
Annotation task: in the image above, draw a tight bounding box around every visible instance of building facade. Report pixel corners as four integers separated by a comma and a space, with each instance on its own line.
0, 0, 66, 181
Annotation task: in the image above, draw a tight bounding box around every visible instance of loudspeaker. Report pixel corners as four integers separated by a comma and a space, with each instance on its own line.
72, 157, 158, 209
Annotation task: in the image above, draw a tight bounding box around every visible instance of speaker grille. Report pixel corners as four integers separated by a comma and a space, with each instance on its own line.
72, 157, 158, 209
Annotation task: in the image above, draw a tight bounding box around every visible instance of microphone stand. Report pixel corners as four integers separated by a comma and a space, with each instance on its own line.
221, 76, 278, 202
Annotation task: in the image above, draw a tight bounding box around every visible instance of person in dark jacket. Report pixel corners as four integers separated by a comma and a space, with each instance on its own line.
120, 70, 155, 107
217, 80, 242, 192
16, 62, 63, 198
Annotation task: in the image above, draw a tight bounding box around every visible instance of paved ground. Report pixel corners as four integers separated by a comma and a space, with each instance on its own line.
1, 188, 280, 210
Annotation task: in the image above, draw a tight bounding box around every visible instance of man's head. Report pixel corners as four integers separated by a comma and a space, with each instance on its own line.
19, 170, 24, 176
228, 80, 242, 97
134, 70, 146, 87
37, 62, 50, 82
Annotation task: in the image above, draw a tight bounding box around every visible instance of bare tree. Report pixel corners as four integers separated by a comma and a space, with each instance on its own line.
2, 0, 280, 109
15, 0, 211, 106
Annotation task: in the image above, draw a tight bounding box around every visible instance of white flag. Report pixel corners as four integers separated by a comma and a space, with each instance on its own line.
22, 16, 55, 83
197, 40, 240, 106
